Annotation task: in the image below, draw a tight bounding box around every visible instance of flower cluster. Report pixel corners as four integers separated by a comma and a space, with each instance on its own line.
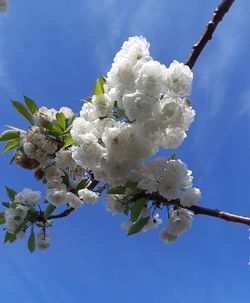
3, 188, 50, 250
0, 36, 201, 251
71, 37, 195, 187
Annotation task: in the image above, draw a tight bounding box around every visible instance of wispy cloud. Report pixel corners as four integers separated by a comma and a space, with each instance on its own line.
197, 2, 249, 116
239, 89, 250, 116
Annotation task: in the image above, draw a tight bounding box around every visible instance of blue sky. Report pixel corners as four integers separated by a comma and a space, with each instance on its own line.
0, 0, 249, 302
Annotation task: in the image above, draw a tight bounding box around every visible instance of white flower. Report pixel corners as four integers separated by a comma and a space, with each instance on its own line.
59, 107, 74, 120
72, 133, 105, 169
159, 208, 193, 243
14, 188, 41, 207
181, 187, 201, 207
4, 205, 28, 235
55, 150, 76, 171
46, 189, 67, 206
65, 192, 82, 208
143, 214, 162, 232
78, 188, 99, 204
107, 36, 151, 98
113, 36, 151, 65
135, 60, 168, 98
36, 230, 50, 250
166, 60, 193, 97
35, 106, 57, 122
121, 220, 133, 231
92, 93, 113, 118
122, 91, 161, 122
105, 195, 124, 215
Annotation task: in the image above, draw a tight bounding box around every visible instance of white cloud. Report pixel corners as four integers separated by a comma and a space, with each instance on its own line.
197, 2, 249, 116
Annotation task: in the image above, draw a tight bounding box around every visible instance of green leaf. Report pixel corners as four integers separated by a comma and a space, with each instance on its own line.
5, 186, 17, 202
23, 95, 39, 114
127, 217, 150, 236
14, 215, 22, 221
62, 134, 74, 148
84, 97, 92, 103
40, 120, 63, 136
75, 179, 89, 192
62, 173, 70, 187
44, 204, 56, 218
2, 137, 20, 153
94, 79, 104, 96
123, 204, 130, 216
168, 153, 177, 160
56, 112, 66, 131
28, 225, 36, 253
99, 74, 106, 85
0, 212, 5, 225
0, 130, 20, 142
2, 202, 10, 208
130, 198, 147, 223
108, 186, 126, 195
11, 100, 34, 125
4, 232, 16, 243
14, 222, 26, 235
117, 108, 128, 119
50, 122, 63, 135
126, 180, 142, 195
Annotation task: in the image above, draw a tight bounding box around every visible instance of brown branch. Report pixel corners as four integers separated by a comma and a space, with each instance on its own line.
185, 0, 235, 69
48, 179, 99, 220
150, 194, 250, 226
47, 183, 250, 226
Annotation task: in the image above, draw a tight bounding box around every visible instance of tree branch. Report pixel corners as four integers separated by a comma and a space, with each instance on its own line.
47, 181, 250, 226
150, 194, 250, 226
185, 0, 235, 69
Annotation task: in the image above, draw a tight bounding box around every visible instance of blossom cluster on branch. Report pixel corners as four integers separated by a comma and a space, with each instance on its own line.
0, 36, 202, 251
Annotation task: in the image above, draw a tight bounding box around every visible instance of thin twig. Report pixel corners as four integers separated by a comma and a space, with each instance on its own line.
185, 0, 235, 69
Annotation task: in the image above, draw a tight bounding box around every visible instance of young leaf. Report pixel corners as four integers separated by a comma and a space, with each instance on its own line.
40, 120, 62, 136
4, 231, 17, 243
108, 186, 126, 195
2, 137, 20, 153
85, 97, 92, 103
11, 100, 34, 125
127, 217, 150, 236
56, 112, 66, 131
0, 212, 5, 225
126, 180, 142, 195
130, 198, 147, 223
62, 134, 74, 148
94, 79, 104, 96
0, 130, 20, 142
75, 179, 89, 192
168, 153, 177, 160
2, 202, 10, 208
5, 186, 17, 202
28, 225, 36, 253
24, 95, 39, 114
62, 173, 70, 187
99, 74, 106, 85
44, 204, 56, 218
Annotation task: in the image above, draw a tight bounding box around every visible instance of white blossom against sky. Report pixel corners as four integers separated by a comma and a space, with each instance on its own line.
0, 0, 250, 302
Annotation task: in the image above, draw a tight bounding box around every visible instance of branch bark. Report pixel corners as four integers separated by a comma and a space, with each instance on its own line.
185, 0, 235, 69
150, 194, 250, 226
